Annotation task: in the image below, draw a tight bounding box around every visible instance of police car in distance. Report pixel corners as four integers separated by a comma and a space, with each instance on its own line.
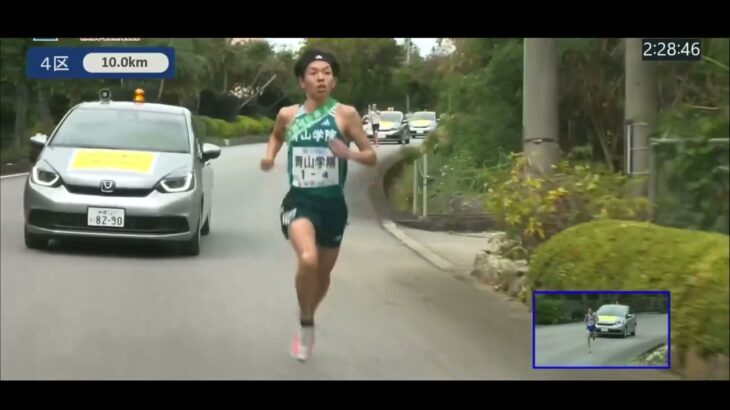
407, 111, 438, 138
23, 89, 220, 256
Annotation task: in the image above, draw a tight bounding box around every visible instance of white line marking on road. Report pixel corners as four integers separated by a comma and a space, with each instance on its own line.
0, 172, 29, 180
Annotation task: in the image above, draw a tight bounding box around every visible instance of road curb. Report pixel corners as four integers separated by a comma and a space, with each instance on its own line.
367, 148, 456, 273
381, 219, 455, 272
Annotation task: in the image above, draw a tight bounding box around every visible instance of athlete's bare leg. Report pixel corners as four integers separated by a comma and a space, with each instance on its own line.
313, 246, 340, 314
289, 218, 320, 322
587, 331, 592, 353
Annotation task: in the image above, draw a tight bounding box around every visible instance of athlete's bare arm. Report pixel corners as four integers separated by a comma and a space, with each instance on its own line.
331, 105, 376, 166
261, 106, 296, 171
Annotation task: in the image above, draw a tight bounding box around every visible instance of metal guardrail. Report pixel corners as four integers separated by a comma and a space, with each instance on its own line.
411, 152, 512, 218
412, 153, 428, 217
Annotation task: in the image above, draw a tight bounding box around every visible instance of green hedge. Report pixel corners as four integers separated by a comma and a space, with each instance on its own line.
193, 115, 274, 139
530, 219, 729, 358
535, 296, 567, 325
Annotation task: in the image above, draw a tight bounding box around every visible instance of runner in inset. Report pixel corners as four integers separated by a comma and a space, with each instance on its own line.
585, 307, 598, 353
260, 49, 376, 361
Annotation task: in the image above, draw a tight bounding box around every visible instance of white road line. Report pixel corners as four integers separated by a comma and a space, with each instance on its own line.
0, 172, 29, 180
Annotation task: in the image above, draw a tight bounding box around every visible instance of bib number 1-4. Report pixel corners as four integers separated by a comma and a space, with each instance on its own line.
292, 147, 339, 188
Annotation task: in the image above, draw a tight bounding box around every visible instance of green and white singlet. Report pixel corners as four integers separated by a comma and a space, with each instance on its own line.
285, 98, 348, 198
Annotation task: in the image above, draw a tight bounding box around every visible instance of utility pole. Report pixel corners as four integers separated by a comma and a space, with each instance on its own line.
406, 38, 411, 113
523, 38, 560, 175
624, 38, 658, 197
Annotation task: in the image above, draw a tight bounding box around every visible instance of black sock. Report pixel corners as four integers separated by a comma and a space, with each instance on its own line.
300, 319, 314, 327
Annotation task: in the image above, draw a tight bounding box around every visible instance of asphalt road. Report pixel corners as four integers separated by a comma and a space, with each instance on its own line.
0, 141, 679, 380
535, 314, 669, 367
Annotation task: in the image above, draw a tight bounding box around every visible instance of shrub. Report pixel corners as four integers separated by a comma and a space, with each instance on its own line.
529, 219, 729, 357
535, 296, 567, 325
485, 153, 652, 250
194, 115, 274, 139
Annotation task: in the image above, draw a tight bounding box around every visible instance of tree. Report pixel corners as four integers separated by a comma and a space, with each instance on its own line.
421, 38, 524, 167
559, 39, 624, 169
1, 38, 34, 149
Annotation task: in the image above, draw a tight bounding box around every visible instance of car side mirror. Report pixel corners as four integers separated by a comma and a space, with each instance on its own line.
202, 143, 221, 161
30, 133, 48, 147
29, 133, 48, 163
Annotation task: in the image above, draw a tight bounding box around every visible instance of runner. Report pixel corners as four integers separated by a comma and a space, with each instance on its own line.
585, 307, 598, 353
369, 104, 381, 147
260, 49, 377, 361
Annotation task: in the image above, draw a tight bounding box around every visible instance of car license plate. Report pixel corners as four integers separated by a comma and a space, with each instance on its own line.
600, 328, 607, 332
88, 207, 125, 227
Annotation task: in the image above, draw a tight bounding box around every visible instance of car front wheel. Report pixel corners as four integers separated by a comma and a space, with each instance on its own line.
201, 214, 210, 236
180, 211, 201, 256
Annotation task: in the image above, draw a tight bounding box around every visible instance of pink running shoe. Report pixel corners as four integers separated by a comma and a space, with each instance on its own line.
291, 326, 315, 361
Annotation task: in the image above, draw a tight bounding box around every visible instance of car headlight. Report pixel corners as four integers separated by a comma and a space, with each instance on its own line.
615, 320, 624, 326
156, 169, 194, 193
30, 164, 62, 187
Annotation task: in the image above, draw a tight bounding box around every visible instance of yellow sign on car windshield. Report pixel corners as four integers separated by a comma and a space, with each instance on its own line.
70, 149, 158, 174
598, 315, 619, 323
411, 120, 432, 127
380, 121, 394, 128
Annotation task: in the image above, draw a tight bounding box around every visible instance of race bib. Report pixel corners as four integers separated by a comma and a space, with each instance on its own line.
292, 147, 339, 188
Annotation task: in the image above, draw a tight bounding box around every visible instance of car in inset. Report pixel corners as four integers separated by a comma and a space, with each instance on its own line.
23, 89, 221, 256
595, 304, 637, 338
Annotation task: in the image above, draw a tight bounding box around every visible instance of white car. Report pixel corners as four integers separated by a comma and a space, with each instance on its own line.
595, 304, 638, 338
407, 111, 438, 138
23, 89, 220, 256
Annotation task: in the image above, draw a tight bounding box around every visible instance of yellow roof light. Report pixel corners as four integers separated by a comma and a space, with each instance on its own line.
134, 88, 145, 103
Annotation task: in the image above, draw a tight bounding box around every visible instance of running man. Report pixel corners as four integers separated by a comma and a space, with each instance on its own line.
368, 104, 381, 147
260, 49, 376, 361
585, 308, 598, 353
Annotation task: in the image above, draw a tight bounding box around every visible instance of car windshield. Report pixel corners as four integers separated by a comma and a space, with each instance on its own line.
381, 112, 403, 123
411, 112, 436, 121
51, 108, 190, 153
596, 305, 628, 316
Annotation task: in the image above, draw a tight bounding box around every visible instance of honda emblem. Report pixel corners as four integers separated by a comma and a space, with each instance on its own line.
100, 180, 116, 193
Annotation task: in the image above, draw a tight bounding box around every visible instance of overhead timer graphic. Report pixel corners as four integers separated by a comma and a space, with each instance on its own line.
27, 47, 175, 79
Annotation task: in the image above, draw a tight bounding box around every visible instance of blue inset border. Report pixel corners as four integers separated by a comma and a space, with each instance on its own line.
532, 290, 671, 370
